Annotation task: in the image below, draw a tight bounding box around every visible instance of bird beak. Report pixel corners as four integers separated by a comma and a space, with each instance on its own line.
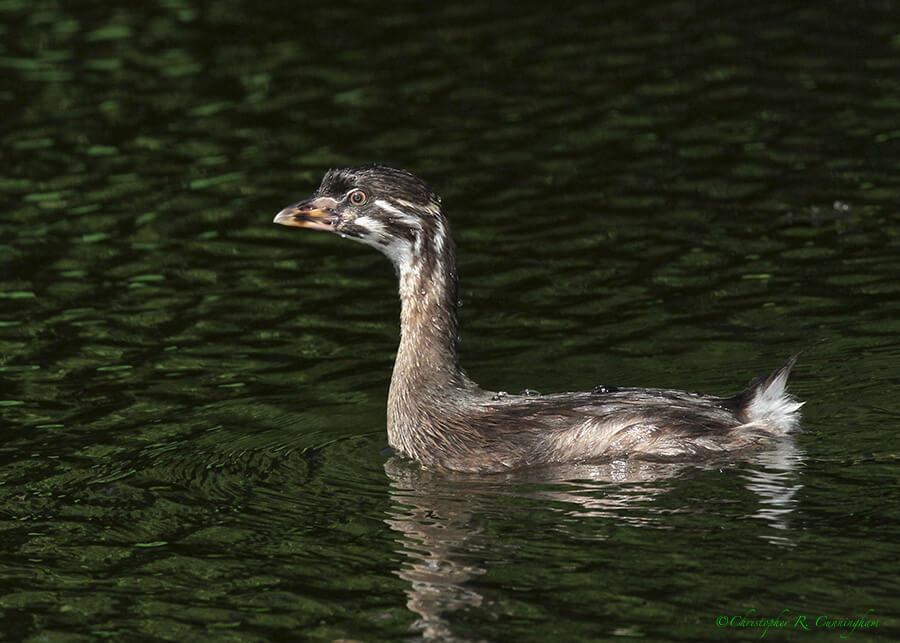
273, 196, 339, 231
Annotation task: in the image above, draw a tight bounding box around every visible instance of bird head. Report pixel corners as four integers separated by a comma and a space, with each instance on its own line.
274, 164, 446, 268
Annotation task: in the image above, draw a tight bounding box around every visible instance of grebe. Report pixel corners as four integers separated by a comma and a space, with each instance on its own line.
274, 164, 804, 473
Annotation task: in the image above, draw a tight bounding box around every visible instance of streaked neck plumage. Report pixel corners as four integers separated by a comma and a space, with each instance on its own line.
386, 202, 477, 451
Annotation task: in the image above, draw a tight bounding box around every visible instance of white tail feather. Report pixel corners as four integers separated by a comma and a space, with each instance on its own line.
743, 355, 805, 432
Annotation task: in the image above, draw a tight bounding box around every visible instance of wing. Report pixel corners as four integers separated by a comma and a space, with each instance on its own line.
450, 388, 753, 469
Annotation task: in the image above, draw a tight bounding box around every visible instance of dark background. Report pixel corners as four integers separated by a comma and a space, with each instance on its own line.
1, 1, 898, 640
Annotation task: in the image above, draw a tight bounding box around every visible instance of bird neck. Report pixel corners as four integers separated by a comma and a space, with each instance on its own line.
393, 233, 464, 389
386, 216, 481, 453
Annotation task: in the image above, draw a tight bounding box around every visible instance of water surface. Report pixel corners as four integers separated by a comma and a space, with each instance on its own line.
2, 1, 899, 640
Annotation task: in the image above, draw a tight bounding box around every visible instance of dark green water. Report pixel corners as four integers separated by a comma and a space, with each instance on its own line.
2, 1, 899, 640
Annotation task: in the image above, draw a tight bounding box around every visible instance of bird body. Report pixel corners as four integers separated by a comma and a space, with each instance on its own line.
275, 164, 803, 473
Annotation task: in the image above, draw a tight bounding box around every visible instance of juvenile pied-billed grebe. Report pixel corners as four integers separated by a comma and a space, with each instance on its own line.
274, 164, 804, 473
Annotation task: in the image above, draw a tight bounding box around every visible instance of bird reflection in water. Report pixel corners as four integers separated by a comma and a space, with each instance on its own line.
382, 437, 805, 640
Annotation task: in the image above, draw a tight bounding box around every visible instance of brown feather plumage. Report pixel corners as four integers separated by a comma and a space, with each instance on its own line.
275, 165, 804, 473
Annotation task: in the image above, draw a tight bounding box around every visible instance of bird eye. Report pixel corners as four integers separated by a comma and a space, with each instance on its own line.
348, 190, 367, 205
